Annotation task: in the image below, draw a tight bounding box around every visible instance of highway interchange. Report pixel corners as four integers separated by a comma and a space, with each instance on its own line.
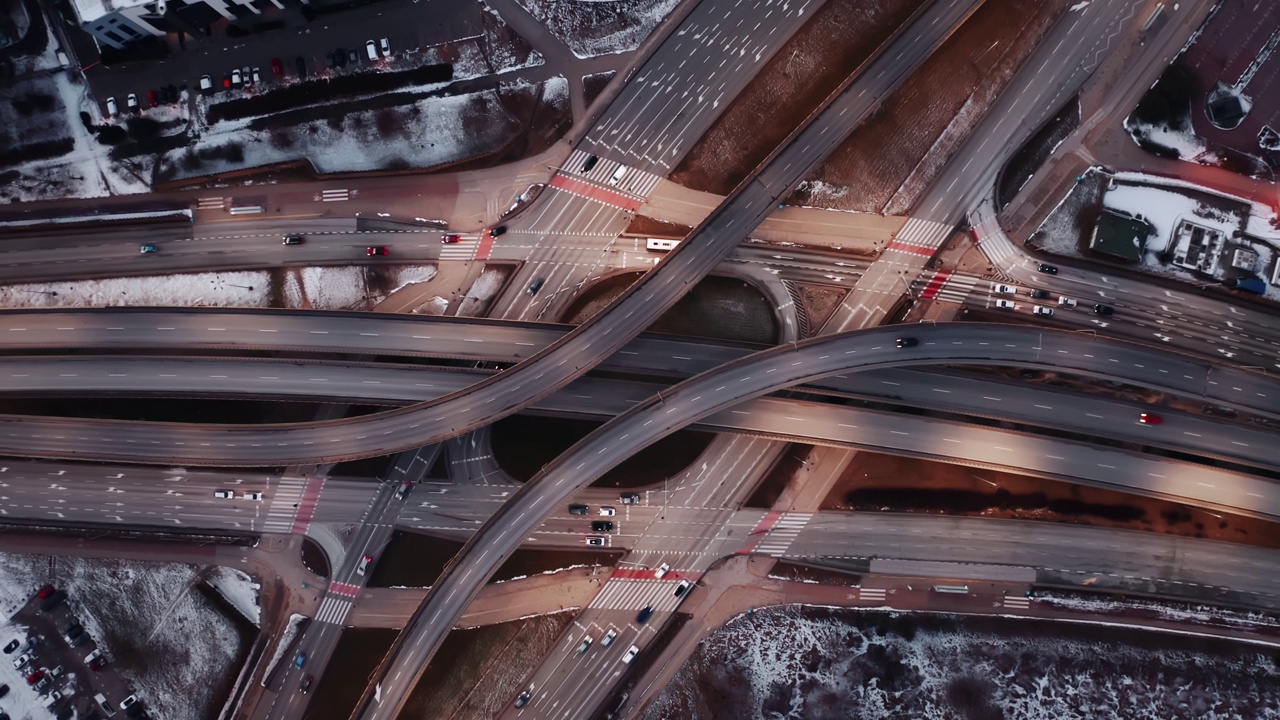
2, 0, 1277, 718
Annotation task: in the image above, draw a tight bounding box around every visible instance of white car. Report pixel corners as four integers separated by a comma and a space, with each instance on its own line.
994, 299, 1016, 310
12, 652, 30, 669
602, 628, 617, 646
252, 67, 262, 84
599, 506, 616, 516
357, 554, 372, 575
654, 562, 670, 579
380, 37, 391, 57
1033, 305, 1053, 317
121, 695, 139, 710
126, 93, 138, 110
231, 68, 243, 86
199, 75, 213, 93
214, 490, 234, 499
1057, 296, 1078, 308
242, 491, 263, 501
366, 39, 379, 61
105, 97, 118, 116
994, 284, 1017, 295
621, 645, 640, 664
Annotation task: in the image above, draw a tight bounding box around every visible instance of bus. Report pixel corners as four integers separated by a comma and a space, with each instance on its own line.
646, 238, 680, 252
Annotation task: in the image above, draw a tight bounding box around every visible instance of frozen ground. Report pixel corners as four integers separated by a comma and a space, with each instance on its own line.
208, 566, 262, 627
0, 264, 437, 311
517, 0, 681, 59
643, 605, 1280, 720
1, 2, 548, 202
0, 552, 252, 720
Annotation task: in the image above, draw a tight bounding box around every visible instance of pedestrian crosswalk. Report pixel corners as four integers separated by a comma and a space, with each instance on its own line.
739, 511, 812, 556
971, 216, 1021, 268
587, 578, 688, 613
562, 150, 663, 198
316, 597, 352, 625
858, 587, 887, 603
289, 477, 325, 535
196, 197, 225, 211
260, 476, 308, 533
916, 269, 981, 304
885, 217, 953, 258
317, 188, 352, 203
315, 581, 361, 625
1003, 594, 1031, 609
439, 239, 478, 260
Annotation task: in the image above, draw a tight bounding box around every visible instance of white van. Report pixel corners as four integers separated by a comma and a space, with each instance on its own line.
608, 165, 627, 185
95, 693, 117, 717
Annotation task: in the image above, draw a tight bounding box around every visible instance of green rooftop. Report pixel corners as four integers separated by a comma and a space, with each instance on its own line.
1090, 210, 1150, 262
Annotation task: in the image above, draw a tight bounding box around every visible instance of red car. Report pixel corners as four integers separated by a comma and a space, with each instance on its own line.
366, 246, 389, 256
37, 584, 55, 599
222, 74, 232, 89
147, 89, 159, 107
1138, 413, 1162, 425
271, 57, 284, 76
89, 657, 106, 671
441, 234, 461, 244
26, 669, 43, 685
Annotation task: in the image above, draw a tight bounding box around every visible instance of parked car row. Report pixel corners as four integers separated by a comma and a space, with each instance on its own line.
103, 85, 183, 117
4, 585, 125, 718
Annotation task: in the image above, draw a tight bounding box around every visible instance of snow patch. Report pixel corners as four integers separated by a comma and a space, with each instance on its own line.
206, 566, 262, 627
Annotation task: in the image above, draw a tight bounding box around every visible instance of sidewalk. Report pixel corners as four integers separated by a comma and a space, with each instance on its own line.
643, 179, 903, 251
345, 566, 609, 628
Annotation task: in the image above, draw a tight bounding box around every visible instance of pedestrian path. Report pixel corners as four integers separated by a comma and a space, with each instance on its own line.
316, 582, 362, 625
261, 476, 308, 533
587, 578, 687, 613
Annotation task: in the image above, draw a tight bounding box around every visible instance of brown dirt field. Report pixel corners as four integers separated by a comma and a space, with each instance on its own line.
746, 444, 812, 508
623, 214, 693, 237
398, 612, 575, 720
823, 452, 1280, 548
668, 0, 927, 195
768, 561, 862, 587
795, 283, 847, 336
792, 0, 1072, 213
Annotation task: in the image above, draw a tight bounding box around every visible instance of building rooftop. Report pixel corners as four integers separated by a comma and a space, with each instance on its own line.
1090, 209, 1150, 263
70, 0, 153, 23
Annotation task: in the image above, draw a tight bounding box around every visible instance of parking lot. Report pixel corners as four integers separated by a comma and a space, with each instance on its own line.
81, 0, 481, 121
3, 583, 146, 719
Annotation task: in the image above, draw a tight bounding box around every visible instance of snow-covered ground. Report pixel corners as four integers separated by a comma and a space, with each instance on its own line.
517, 0, 681, 59
0, 264, 437, 311
0, 552, 252, 720
644, 605, 1280, 720
1, 1, 551, 202
260, 613, 308, 688
207, 567, 262, 627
